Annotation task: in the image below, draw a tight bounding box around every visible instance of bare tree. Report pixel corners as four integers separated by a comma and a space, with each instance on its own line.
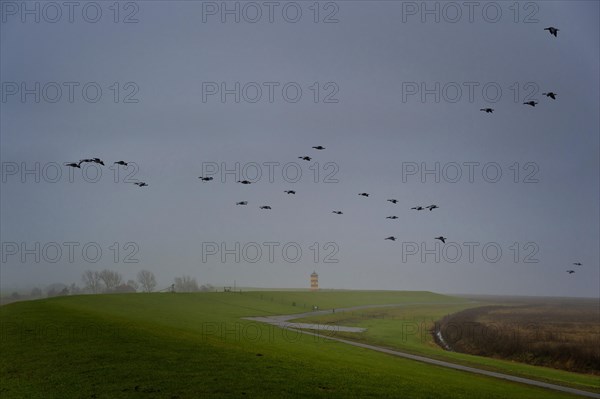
98, 269, 122, 292
82, 271, 103, 294
126, 279, 139, 291
174, 275, 199, 292
69, 283, 81, 295
46, 283, 68, 297
137, 270, 157, 293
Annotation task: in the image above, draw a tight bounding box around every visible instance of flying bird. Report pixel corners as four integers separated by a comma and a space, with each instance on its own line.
566, 270, 575, 274
133, 182, 148, 187
544, 27, 559, 37
434, 236, 447, 244
573, 262, 582, 266
114, 161, 128, 166
237, 180, 252, 185
259, 206, 272, 210
332, 211, 343, 215
523, 101, 538, 107
284, 190, 296, 194
79, 158, 104, 166
411, 206, 424, 211
358, 193, 369, 197
480, 108, 494, 113
198, 177, 213, 182
298, 156, 312, 161
387, 199, 398, 204
236, 201, 248, 205
385, 236, 396, 241
64, 162, 81, 169
312, 146, 325, 150
426, 205, 439, 211
386, 216, 398, 219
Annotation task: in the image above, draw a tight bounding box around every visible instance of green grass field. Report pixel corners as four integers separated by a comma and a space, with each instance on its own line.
0, 291, 593, 398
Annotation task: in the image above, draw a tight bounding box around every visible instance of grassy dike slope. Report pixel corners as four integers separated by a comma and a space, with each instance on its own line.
0, 291, 583, 398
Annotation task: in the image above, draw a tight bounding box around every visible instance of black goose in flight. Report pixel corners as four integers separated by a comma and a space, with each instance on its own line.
64, 162, 81, 169
284, 190, 296, 194
542, 92, 557, 100
434, 236, 447, 244
523, 101, 538, 107
298, 156, 312, 161
312, 146, 325, 150
332, 211, 343, 215
259, 206, 272, 210
544, 27, 559, 37
386, 216, 398, 219
426, 205, 439, 211
79, 158, 104, 166
237, 180, 252, 184
573, 262, 582, 266
387, 199, 398, 204
236, 201, 248, 205
480, 108, 494, 113
385, 236, 396, 241
411, 206, 424, 211
114, 161, 128, 166
198, 177, 213, 182
358, 193, 369, 197
133, 182, 148, 187
566, 270, 575, 274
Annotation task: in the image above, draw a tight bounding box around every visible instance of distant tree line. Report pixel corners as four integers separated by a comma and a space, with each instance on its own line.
80, 269, 154, 294
3, 270, 215, 304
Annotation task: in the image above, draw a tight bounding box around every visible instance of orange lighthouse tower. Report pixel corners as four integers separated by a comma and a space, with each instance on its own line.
310, 271, 319, 291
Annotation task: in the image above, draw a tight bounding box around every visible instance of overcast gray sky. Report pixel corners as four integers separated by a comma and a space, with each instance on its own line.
1, 1, 598, 297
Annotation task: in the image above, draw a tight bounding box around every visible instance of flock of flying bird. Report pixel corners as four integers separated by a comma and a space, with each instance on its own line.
482, 26, 585, 276
62, 26, 585, 277
566, 263, 583, 275
479, 91, 557, 113
64, 158, 148, 187
480, 27, 560, 113
202, 144, 449, 248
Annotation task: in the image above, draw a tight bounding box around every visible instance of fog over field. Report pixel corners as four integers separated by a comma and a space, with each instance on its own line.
1, 1, 598, 297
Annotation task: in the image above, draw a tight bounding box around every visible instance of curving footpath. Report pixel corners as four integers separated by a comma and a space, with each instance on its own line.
246, 303, 600, 398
